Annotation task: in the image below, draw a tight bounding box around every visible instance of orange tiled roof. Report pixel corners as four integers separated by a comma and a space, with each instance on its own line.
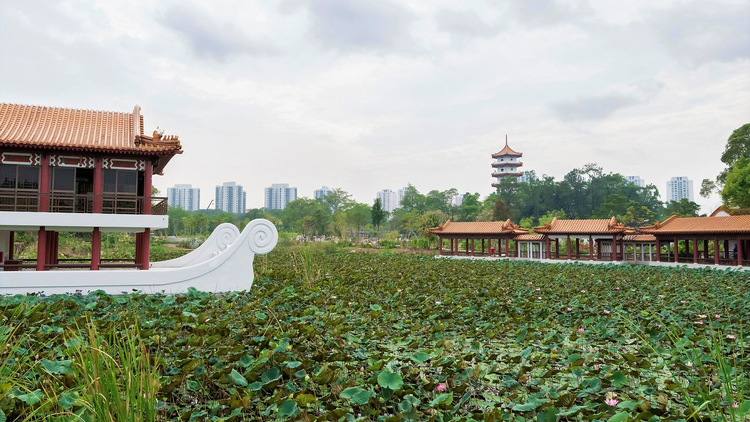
0, 103, 182, 155
533, 217, 628, 235
491, 137, 522, 157
623, 234, 656, 242
429, 219, 529, 236
640, 215, 750, 235
514, 234, 546, 241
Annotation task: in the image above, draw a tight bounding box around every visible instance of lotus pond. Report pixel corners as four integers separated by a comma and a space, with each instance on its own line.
1, 248, 749, 421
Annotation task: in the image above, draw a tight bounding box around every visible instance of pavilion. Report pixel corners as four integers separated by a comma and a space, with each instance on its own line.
639, 215, 750, 266
531, 217, 631, 261
429, 220, 528, 257
0, 103, 182, 271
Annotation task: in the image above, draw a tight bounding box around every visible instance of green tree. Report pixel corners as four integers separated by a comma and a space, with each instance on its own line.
720, 158, 750, 208
371, 198, 387, 231
492, 199, 512, 221
321, 188, 353, 213
537, 209, 566, 226
346, 203, 371, 236
281, 198, 331, 235
664, 198, 701, 218
719, 123, 750, 183
458, 193, 482, 222
399, 185, 426, 214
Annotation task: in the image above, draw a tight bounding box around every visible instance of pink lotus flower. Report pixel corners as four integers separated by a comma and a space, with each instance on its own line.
578, 328, 584, 333
605, 398, 619, 406
538, 297, 542, 300
603, 310, 610, 314
435, 301, 441, 305
535, 288, 541, 291
715, 314, 721, 318
727, 334, 736, 339
686, 361, 693, 367
436, 383, 446, 392
698, 314, 708, 319
680, 300, 686, 303
732, 402, 739, 408
360, 366, 364, 371
658, 295, 664, 298
567, 307, 573, 311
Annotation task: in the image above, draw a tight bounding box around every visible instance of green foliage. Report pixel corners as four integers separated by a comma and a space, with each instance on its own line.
664, 198, 701, 218
2, 249, 748, 420
719, 123, 750, 183
721, 157, 750, 208
371, 198, 387, 230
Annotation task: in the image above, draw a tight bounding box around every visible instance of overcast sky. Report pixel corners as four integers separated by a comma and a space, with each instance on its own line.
1, 0, 749, 212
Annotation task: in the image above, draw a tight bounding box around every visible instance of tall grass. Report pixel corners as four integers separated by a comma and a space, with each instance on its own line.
624, 312, 749, 421
67, 321, 161, 422
0, 319, 161, 421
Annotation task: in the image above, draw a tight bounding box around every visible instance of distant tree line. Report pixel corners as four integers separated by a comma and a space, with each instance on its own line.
166, 164, 715, 241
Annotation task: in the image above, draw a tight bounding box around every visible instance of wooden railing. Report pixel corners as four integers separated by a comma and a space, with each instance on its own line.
0, 192, 168, 215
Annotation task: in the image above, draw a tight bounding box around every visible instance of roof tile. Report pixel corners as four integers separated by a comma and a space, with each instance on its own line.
0, 103, 182, 155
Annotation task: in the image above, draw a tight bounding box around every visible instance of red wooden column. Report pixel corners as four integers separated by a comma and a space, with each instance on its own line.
692, 238, 698, 264
703, 240, 709, 260
588, 236, 593, 261
140, 229, 151, 270
93, 158, 103, 213
738, 236, 743, 266
91, 228, 101, 270
545, 237, 551, 259
674, 237, 679, 263
39, 155, 50, 212
470, 238, 475, 256
36, 227, 47, 271
655, 238, 661, 262
575, 238, 580, 260
505, 238, 509, 257
465, 238, 469, 255
481, 239, 485, 255
7, 231, 14, 260
714, 237, 719, 265
143, 159, 153, 215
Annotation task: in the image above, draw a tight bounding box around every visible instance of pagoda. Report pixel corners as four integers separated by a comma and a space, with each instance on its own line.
491, 135, 523, 187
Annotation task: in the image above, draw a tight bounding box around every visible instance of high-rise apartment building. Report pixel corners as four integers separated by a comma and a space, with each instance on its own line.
167, 184, 201, 211
666, 177, 694, 202
215, 182, 246, 214
377, 189, 399, 213
265, 183, 298, 210
314, 186, 332, 199
626, 176, 645, 187
397, 187, 408, 205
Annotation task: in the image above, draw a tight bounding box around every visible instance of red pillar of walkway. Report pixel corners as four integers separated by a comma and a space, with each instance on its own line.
656, 238, 661, 262
36, 227, 47, 271
738, 236, 743, 266
575, 238, 580, 260
505, 238, 509, 257
693, 238, 698, 264
91, 228, 101, 270
566, 235, 571, 259
470, 238, 475, 256
703, 240, 709, 260
714, 237, 719, 265
545, 237, 551, 259
674, 237, 679, 263
588, 236, 593, 261
39, 155, 50, 212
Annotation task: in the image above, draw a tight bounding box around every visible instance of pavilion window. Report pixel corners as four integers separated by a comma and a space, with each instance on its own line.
103, 169, 138, 214
0, 164, 40, 191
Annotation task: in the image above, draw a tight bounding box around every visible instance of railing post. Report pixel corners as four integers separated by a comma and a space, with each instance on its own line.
91, 228, 101, 270
36, 227, 46, 271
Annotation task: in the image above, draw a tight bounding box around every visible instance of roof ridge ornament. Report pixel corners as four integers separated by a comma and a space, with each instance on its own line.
132, 105, 141, 141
